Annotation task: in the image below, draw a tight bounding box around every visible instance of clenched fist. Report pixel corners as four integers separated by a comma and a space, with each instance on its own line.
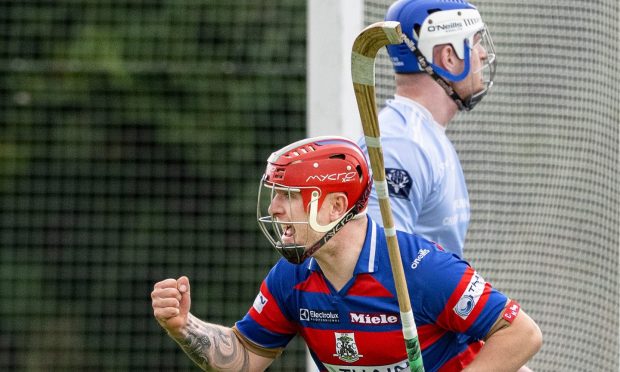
151, 276, 192, 337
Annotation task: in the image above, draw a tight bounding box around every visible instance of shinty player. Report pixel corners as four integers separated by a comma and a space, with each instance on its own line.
152, 136, 541, 371
359, 0, 497, 258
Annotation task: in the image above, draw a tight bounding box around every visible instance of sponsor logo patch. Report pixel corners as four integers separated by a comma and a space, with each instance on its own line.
453, 271, 486, 319
455, 295, 475, 318
411, 249, 430, 269
385, 168, 411, 199
502, 300, 520, 323
299, 308, 339, 323
306, 172, 357, 183
333, 332, 363, 363
349, 312, 399, 325
252, 291, 268, 313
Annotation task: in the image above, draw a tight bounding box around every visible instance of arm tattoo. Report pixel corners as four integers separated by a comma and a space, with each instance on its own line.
173, 314, 250, 371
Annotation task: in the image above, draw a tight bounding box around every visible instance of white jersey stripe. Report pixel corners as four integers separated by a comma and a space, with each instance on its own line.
368, 220, 377, 272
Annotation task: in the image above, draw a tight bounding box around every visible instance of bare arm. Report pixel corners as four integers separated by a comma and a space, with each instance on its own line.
463, 308, 542, 372
152, 276, 274, 372
169, 313, 272, 372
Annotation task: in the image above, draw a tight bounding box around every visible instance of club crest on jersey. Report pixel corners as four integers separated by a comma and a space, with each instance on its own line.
385, 168, 411, 199
333, 332, 363, 363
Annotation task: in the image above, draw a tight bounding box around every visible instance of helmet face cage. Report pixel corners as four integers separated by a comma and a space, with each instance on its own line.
256, 178, 317, 263
465, 28, 496, 109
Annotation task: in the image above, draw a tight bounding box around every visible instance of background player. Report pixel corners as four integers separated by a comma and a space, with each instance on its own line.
358, 0, 497, 257
152, 136, 541, 371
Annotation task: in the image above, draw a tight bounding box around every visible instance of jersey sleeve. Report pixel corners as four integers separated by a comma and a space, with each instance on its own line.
410, 241, 508, 340
234, 261, 298, 352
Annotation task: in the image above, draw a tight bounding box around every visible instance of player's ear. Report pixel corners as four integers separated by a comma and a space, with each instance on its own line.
328, 192, 349, 221
434, 44, 462, 74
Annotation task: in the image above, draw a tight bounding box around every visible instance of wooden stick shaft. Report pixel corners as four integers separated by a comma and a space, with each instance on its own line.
355, 84, 411, 311
351, 21, 425, 372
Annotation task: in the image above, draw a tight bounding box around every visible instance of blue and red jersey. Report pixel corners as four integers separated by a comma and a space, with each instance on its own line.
234, 218, 508, 371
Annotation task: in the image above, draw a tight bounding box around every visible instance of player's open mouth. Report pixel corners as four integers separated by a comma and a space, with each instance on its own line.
282, 224, 295, 242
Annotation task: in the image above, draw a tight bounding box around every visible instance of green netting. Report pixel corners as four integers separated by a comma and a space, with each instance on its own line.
0, 1, 307, 370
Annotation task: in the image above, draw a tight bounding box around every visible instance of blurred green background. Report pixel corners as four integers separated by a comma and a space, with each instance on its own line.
0, 1, 307, 370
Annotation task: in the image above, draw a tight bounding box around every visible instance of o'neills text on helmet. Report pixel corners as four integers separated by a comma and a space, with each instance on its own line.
306, 172, 357, 183
428, 22, 463, 32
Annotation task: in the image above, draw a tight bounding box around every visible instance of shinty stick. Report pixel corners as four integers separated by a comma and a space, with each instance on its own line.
351, 21, 424, 372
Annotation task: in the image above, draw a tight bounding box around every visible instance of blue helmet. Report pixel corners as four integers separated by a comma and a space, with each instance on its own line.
385, 0, 496, 109
386, 0, 486, 76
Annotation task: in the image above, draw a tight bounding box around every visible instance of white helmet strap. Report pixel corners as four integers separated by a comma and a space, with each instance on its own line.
307, 191, 343, 233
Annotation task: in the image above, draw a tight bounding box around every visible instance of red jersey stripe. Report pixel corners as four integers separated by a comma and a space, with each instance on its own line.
417, 323, 447, 350
436, 267, 492, 333
300, 327, 406, 365
348, 273, 394, 297
438, 341, 483, 371
248, 281, 297, 335
459, 282, 492, 330
293, 271, 330, 293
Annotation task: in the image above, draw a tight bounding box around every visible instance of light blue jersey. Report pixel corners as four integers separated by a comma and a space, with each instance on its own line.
358, 95, 470, 257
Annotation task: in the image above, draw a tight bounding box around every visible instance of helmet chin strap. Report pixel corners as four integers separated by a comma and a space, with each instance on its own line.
401, 33, 482, 111
308, 191, 341, 233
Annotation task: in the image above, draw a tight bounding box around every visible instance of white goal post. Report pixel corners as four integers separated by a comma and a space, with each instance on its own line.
307, 1, 364, 370
307, 0, 364, 140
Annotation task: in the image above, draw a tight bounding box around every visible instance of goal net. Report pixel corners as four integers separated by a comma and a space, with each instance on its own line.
356, 0, 618, 370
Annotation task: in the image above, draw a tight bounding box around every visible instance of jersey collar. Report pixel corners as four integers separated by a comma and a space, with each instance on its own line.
307, 217, 379, 274
393, 94, 446, 133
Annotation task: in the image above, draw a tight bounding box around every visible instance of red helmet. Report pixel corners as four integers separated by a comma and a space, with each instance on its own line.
264, 136, 371, 213
258, 136, 372, 263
